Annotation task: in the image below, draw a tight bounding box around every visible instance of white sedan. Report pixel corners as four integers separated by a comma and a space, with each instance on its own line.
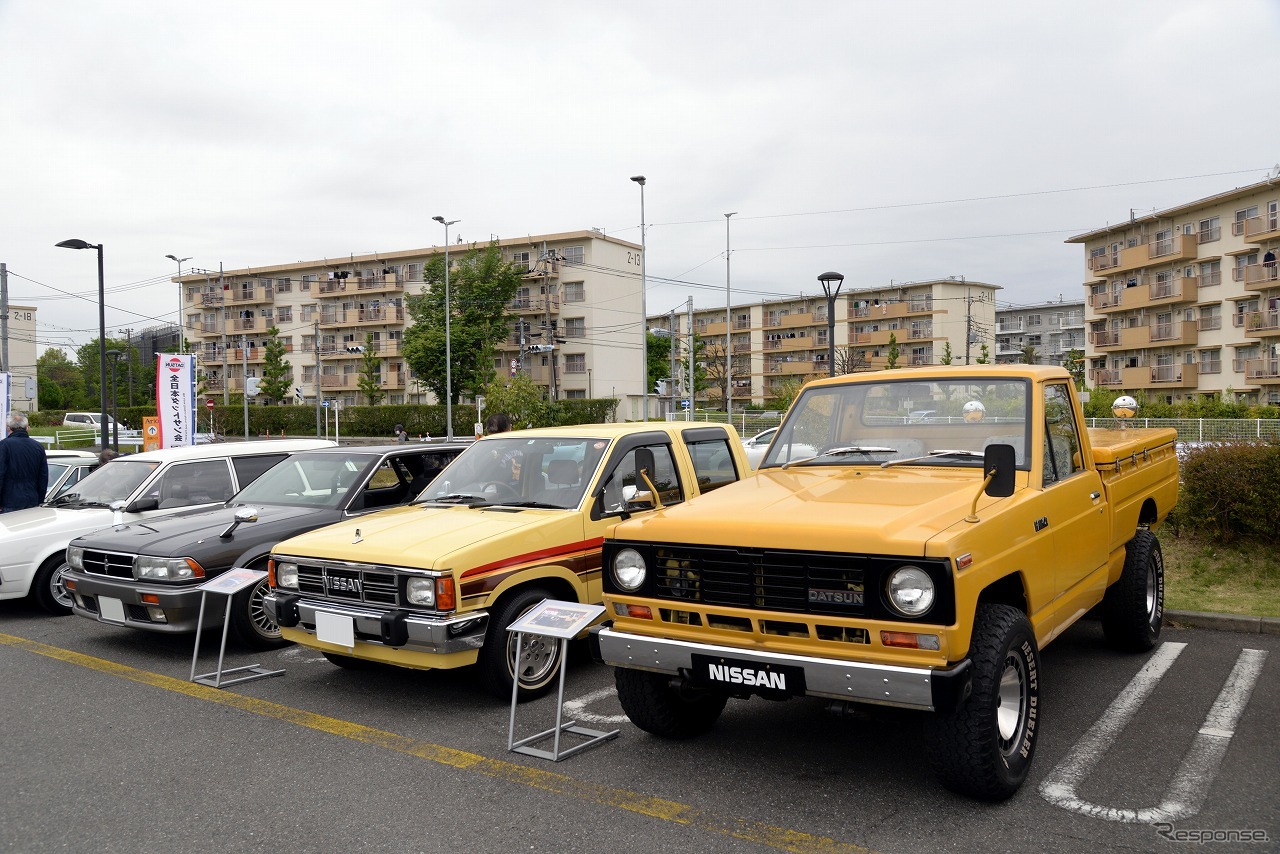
742, 427, 817, 469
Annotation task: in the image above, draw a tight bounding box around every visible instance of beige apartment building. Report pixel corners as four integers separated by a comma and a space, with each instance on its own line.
1068, 178, 1280, 405
177, 230, 648, 417
993, 298, 1086, 365
4, 303, 39, 412
657, 278, 1000, 409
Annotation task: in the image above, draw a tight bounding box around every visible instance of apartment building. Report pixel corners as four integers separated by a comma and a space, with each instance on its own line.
4, 304, 38, 412
993, 298, 1086, 365
1068, 177, 1280, 405
660, 278, 1000, 408
176, 230, 647, 417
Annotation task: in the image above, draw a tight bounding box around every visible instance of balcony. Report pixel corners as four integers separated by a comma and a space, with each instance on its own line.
1091, 321, 1198, 350
1091, 365, 1198, 389
233, 343, 294, 362
319, 307, 405, 328
777, 312, 817, 329
202, 377, 225, 392
380, 373, 406, 389
702, 320, 728, 336
232, 316, 265, 333
908, 325, 934, 340
1197, 315, 1222, 332
1244, 214, 1280, 243
354, 274, 406, 295
320, 374, 359, 389
1198, 359, 1222, 375
1245, 359, 1280, 384
778, 335, 815, 352
1241, 263, 1280, 290
733, 319, 751, 330
849, 328, 903, 347
510, 296, 560, 315
1090, 275, 1198, 314
1059, 313, 1085, 330
852, 300, 933, 321
1086, 234, 1197, 277
227, 285, 274, 305
767, 359, 817, 376
1243, 309, 1280, 338
997, 320, 1024, 334
199, 291, 223, 307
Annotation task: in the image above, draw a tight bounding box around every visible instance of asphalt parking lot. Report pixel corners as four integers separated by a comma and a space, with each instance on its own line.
1, 601, 1276, 854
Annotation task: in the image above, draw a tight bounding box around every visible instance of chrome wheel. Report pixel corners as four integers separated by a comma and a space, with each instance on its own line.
51, 563, 74, 611
995, 651, 1028, 753
507, 631, 559, 689
247, 579, 280, 639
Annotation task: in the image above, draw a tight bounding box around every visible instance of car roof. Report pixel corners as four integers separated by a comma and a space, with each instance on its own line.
289, 443, 471, 456
47, 450, 100, 459
477, 422, 739, 442
115, 439, 334, 463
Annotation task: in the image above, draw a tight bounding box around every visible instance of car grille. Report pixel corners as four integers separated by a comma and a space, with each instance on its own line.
80, 549, 135, 579
653, 546, 867, 616
295, 561, 398, 607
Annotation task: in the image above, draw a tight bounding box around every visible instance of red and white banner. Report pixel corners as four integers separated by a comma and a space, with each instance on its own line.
155, 354, 194, 447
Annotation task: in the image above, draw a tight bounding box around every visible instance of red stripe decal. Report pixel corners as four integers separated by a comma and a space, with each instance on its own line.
460, 537, 605, 580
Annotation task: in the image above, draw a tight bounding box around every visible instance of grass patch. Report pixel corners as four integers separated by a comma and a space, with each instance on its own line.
1162, 532, 1280, 618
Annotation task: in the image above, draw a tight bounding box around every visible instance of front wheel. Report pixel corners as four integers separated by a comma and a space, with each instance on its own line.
1101, 529, 1164, 652
614, 667, 727, 739
478, 587, 564, 701
31, 557, 74, 616
931, 604, 1041, 801
229, 577, 287, 650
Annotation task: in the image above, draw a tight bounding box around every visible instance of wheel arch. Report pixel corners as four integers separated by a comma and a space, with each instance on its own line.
1137, 496, 1159, 526
976, 571, 1028, 616
487, 566, 582, 611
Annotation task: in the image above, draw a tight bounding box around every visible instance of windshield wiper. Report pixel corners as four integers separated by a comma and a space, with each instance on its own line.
881, 449, 984, 469
492, 500, 564, 510
778, 446, 898, 470
425, 493, 492, 506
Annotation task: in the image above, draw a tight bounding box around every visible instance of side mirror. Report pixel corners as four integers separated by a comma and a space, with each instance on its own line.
220, 506, 260, 539
629, 448, 659, 509
125, 497, 159, 513
983, 444, 1017, 498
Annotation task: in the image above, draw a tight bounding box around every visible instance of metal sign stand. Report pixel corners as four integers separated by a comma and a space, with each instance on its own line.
189, 568, 284, 688
506, 600, 617, 761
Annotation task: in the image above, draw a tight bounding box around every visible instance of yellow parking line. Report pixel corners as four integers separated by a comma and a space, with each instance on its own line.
0, 633, 872, 854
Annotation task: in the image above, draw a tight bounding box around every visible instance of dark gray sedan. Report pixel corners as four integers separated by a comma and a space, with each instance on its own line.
63, 444, 467, 649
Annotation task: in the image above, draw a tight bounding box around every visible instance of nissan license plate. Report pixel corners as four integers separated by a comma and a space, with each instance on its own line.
690, 653, 806, 696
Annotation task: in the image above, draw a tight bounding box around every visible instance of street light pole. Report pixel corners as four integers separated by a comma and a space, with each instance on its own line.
724, 211, 737, 421
630, 176, 648, 421
165, 254, 191, 353
106, 349, 122, 452
817, 271, 845, 379
57, 239, 109, 451
432, 216, 459, 441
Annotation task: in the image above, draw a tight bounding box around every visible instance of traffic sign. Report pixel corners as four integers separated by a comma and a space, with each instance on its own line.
322, 400, 330, 408
680, 400, 691, 409
206, 399, 215, 410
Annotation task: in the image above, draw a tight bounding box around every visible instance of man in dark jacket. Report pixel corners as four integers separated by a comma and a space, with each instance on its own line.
0, 412, 48, 512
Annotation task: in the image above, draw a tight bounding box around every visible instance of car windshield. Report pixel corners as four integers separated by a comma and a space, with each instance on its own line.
762, 376, 1031, 469
50, 460, 160, 506
47, 462, 71, 480
418, 436, 611, 510
232, 452, 380, 508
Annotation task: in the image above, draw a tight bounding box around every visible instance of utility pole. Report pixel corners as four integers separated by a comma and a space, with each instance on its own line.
314, 319, 322, 437
123, 328, 134, 406
964, 289, 973, 365
1, 262, 9, 375
668, 308, 677, 417
687, 297, 694, 421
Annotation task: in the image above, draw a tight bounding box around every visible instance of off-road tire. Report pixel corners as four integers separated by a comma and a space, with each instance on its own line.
931, 603, 1040, 801
478, 587, 563, 701
229, 577, 287, 650
614, 667, 728, 739
1101, 529, 1164, 652
31, 556, 74, 616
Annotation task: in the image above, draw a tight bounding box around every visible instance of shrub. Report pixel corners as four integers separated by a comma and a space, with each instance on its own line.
1174, 442, 1280, 543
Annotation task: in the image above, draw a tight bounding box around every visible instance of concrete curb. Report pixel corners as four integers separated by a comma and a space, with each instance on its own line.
1166, 609, 1280, 635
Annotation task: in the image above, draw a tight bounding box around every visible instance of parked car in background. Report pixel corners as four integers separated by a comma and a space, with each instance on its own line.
45, 451, 99, 501
0, 439, 333, 616
65, 443, 467, 649
742, 426, 816, 469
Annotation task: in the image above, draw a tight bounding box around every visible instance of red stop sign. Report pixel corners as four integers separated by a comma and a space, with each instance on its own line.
206, 399, 215, 410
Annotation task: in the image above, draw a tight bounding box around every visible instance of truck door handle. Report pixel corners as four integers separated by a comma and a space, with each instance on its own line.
1090, 491, 1101, 500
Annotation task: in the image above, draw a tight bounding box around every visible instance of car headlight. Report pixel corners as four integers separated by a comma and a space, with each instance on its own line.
275, 561, 299, 590
133, 556, 202, 582
886, 565, 935, 617
405, 577, 436, 607
611, 548, 647, 592
66, 546, 85, 571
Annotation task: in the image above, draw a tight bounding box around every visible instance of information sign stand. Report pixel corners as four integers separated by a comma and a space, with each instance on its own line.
506, 600, 617, 761
188, 568, 284, 688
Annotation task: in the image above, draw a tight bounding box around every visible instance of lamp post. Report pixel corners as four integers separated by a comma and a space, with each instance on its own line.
56, 239, 109, 451
724, 211, 737, 420
432, 216, 459, 441
630, 176, 648, 420
165, 254, 191, 353
817, 271, 845, 378
106, 349, 122, 452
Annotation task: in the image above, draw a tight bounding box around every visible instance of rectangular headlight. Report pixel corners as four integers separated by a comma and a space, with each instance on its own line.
275, 561, 299, 589
405, 577, 435, 607
66, 546, 85, 571
134, 556, 202, 581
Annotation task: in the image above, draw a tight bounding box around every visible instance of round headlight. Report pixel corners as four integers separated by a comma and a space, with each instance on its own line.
611, 548, 647, 592
275, 562, 299, 590
886, 565, 935, 617
406, 577, 436, 607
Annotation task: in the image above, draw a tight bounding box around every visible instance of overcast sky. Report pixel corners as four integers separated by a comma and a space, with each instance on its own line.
3, 0, 1278, 363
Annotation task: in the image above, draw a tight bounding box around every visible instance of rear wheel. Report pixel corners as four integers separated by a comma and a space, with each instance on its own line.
31, 556, 74, 616
614, 667, 727, 739
230, 576, 286, 650
478, 587, 563, 701
1102, 530, 1164, 652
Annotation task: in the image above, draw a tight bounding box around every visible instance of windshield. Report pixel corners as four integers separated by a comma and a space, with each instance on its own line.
763, 377, 1031, 469
50, 460, 160, 505
233, 452, 380, 508
418, 436, 611, 510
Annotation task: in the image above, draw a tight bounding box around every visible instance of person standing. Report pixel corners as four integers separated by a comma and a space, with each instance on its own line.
0, 413, 48, 512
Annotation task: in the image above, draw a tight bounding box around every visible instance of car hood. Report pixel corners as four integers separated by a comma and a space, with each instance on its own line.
272, 503, 587, 573
71, 504, 341, 563
0, 505, 118, 540
611, 465, 1003, 556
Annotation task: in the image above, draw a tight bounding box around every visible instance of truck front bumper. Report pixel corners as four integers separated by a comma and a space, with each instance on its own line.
590, 625, 971, 713
265, 592, 488, 656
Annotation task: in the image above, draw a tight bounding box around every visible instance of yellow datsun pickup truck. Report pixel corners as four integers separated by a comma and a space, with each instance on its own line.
590, 365, 1178, 800
265, 422, 748, 699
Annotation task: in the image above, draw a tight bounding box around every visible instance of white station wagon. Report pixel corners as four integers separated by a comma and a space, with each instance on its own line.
0, 439, 333, 615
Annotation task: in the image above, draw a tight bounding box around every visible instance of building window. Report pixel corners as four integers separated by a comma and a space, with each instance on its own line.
564, 282, 585, 302
566, 389, 586, 399
1026, 314, 1042, 327
1234, 206, 1258, 236
406, 263, 423, 282
564, 318, 586, 338
511, 251, 531, 272
565, 354, 586, 373
562, 246, 584, 266
276, 278, 292, 293
1197, 216, 1221, 243
276, 307, 293, 323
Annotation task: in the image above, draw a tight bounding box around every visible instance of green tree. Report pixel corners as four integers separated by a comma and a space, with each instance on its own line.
75, 337, 130, 414
941, 341, 953, 365
1020, 344, 1040, 364
402, 241, 523, 405
259, 326, 293, 403
885, 333, 900, 369
37, 348, 86, 410
765, 377, 804, 412
1064, 348, 1086, 389
356, 333, 385, 406
646, 331, 673, 392
976, 343, 991, 364
480, 374, 548, 429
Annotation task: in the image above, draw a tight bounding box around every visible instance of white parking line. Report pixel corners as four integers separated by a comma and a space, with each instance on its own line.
1040, 643, 1269, 823
564, 686, 630, 724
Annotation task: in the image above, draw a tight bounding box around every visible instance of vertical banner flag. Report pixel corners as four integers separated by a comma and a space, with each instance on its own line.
156, 354, 194, 447
0, 372, 10, 435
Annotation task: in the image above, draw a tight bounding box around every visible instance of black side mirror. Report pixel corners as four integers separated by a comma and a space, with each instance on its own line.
983, 444, 1017, 497
126, 497, 160, 513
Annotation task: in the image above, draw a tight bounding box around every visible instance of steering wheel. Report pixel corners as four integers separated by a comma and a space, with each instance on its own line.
480, 481, 521, 501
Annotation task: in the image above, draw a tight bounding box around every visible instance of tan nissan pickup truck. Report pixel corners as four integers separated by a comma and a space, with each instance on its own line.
591, 365, 1178, 800
265, 421, 748, 700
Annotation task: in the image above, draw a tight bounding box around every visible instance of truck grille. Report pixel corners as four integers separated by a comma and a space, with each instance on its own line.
296, 562, 398, 606
80, 549, 135, 579
653, 546, 867, 616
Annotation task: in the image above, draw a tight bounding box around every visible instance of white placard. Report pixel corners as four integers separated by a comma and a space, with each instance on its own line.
156, 354, 195, 447
197, 567, 267, 595
315, 611, 355, 648
98, 596, 126, 623
505, 600, 605, 640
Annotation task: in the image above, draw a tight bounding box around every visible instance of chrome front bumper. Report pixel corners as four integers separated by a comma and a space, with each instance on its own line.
265, 592, 488, 655
590, 625, 970, 712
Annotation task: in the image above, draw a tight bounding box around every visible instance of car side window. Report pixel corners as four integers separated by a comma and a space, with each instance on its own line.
1042, 383, 1085, 487
686, 438, 739, 493
154, 460, 236, 509
232, 454, 288, 489
598, 444, 683, 513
